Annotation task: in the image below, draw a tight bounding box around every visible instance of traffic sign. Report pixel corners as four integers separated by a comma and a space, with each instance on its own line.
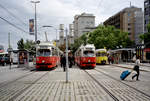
7, 48, 13, 52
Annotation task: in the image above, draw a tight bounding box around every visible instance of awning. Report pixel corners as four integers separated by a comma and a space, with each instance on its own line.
144, 48, 150, 52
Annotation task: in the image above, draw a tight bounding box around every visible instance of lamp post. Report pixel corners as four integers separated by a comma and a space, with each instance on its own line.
31, 1, 40, 42
65, 28, 69, 83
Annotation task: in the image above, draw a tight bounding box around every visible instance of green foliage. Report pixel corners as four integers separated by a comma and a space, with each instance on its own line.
71, 25, 132, 52
17, 38, 24, 50
88, 25, 132, 49
24, 40, 35, 51
139, 23, 150, 47
59, 43, 66, 52
17, 39, 35, 53
71, 33, 88, 53
147, 23, 150, 32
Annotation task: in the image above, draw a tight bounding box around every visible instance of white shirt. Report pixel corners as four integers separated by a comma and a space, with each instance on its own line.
135, 59, 140, 66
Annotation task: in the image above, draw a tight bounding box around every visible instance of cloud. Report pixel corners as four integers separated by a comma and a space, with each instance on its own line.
0, 0, 144, 50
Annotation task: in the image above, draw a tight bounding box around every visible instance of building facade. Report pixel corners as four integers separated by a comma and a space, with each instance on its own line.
59, 24, 65, 46
104, 6, 143, 45
144, 0, 150, 33
68, 24, 74, 44
73, 13, 95, 39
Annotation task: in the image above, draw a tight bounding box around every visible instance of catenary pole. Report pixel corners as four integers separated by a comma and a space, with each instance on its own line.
31, 1, 40, 42
65, 28, 69, 83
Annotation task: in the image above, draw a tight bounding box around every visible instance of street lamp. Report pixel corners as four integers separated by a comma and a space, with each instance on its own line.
65, 28, 69, 83
31, 1, 40, 42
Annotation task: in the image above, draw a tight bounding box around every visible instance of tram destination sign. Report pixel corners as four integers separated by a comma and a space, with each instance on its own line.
40, 46, 48, 49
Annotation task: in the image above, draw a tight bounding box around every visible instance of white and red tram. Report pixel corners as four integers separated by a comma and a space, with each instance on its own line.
75, 44, 96, 68
36, 42, 60, 69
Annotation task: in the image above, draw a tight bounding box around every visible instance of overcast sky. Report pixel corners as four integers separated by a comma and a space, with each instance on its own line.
0, 0, 144, 50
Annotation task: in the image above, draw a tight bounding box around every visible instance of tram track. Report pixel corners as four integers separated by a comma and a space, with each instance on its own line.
95, 68, 150, 98
0, 70, 49, 101
8, 71, 49, 101
83, 68, 150, 101
0, 71, 35, 88
84, 69, 119, 101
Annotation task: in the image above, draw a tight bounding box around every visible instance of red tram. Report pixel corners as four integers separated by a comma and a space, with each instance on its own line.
36, 42, 60, 69
75, 44, 96, 68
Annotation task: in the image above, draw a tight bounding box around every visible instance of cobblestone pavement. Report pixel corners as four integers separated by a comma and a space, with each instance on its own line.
0, 65, 150, 101
86, 66, 150, 101
96, 65, 150, 100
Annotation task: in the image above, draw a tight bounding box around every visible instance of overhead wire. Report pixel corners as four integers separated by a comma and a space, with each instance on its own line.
0, 3, 28, 27
0, 16, 29, 34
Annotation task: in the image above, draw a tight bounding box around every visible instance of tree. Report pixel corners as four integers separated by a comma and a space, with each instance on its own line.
24, 40, 35, 52
17, 39, 36, 53
59, 43, 66, 52
17, 38, 25, 50
139, 23, 150, 47
87, 25, 132, 49
70, 33, 88, 53
71, 25, 132, 53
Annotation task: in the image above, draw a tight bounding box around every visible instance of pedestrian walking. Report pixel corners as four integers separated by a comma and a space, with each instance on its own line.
9, 57, 12, 69
132, 56, 140, 81
60, 55, 63, 67
111, 56, 114, 64
108, 55, 111, 64
62, 55, 66, 72
68, 55, 73, 68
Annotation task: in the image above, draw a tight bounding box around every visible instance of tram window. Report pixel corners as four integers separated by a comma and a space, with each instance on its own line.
83, 51, 94, 57
52, 48, 57, 56
101, 53, 106, 56
37, 49, 51, 56
96, 52, 106, 56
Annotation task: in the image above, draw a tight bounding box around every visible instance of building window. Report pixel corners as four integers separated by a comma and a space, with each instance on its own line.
128, 13, 131, 16
128, 28, 131, 31
144, 1, 149, 6
128, 23, 131, 26
145, 20, 147, 24
128, 18, 130, 22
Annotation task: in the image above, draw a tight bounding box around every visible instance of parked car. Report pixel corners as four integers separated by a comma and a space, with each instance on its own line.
0, 52, 10, 66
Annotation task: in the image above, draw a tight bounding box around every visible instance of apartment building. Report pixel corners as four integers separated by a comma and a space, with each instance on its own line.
144, 0, 150, 33
104, 6, 143, 45
73, 13, 95, 39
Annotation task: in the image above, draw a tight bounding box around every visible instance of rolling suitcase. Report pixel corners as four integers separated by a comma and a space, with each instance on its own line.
120, 70, 131, 80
